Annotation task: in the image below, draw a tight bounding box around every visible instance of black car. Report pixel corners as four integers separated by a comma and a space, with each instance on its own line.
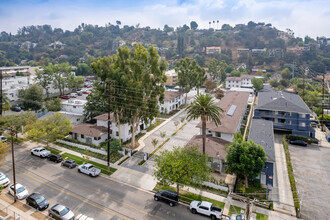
11, 106, 21, 112
154, 190, 179, 207
26, 193, 49, 210
48, 154, 63, 163
61, 159, 77, 168
289, 140, 307, 146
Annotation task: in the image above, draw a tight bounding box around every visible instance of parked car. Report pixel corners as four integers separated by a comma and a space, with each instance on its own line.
61, 159, 77, 169
26, 193, 49, 210
190, 201, 223, 220
289, 140, 307, 146
9, 183, 29, 200
77, 164, 101, 177
82, 91, 90, 94
154, 190, 179, 207
87, 85, 92, 88
60, 95, 70, 99
77, 92, 83, 96
31, 147, 51, 158
11, 106, 21, 112
0, 136, 7, 142
0, 172, 10, 187
69, 93, 78, 98
48, 154, 63, 163
48, 204, 75, 220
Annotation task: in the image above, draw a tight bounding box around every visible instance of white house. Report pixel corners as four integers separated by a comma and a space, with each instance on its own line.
165, 69, 178, 86
2, 76, 29, 103
196, 91, 250, 142
206, 47, 221, 54
159, 90, 184, 114
225, 75, 254, 89
229, 87, 254, 103
39, 111, 84, 125
71, 113, 153, 145
61, 100, 87, 115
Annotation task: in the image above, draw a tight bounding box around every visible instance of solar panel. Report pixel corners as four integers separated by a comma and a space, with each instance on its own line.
227, 105, 237, 116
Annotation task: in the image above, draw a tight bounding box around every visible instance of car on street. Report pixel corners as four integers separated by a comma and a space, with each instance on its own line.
77, 164, 101, 177
87, 85, 92, 88
31, 147, 51, 158
9, 183, 29, 200
69, 93, 78, 98
48, 154, 63, 163
190, 201, 223, 220
154, 190, 179, 207
77, 92, 83, 96
82, 91, 90, 94
60, 95, 70, 99
0, 136, 7, 142
11, 106, 21, 112
48, 204, 75, 220
289, 140, 307, 146
26, 193, 49, 211
0, 172, 10, 187
61, 159, 77, 168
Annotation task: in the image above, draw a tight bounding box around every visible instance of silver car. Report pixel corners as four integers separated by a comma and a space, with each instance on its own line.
0, 172, 10, 187
48, 204, 75, 220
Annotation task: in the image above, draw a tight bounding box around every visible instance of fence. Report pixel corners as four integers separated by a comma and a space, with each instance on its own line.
0, 203, 30, 220
56, 139, 107, 155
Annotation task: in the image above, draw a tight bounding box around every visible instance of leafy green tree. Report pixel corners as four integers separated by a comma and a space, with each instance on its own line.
281, 68, 291, 80
190, 21, 198, 30
207, 59, 227, 82
280, 79, 289, 87
186, 94, 223, 154
4, 112, 37, 138
92, 45, 167, 148
45, 98, 61, 111
151, 138, 159, 149
20, 84, 43, 111
252, 78, 264, 93
53, 63, 73, 95
35, 66, 53, 98
226, 140, 267, 188
176, 57, 206, 101
177, 35, 184, 58
24, 112, 72, 146
83, 86, 107, 121
76, 63, 93, 76
269, 79, 279, 88
154, 146, 210, 193
68, 75, 85, 91
194, 54, 205, 67
0, 142, 8, 166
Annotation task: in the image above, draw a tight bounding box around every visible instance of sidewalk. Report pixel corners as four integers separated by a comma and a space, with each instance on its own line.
315, 127, 330, 148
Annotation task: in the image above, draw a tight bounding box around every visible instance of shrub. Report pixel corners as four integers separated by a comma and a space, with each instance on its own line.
286, 134, 318, 144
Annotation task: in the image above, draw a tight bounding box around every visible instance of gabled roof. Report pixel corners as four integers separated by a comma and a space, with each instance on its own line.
71, 123, 108, 137
256, 88, 311, 114
93, 113, 114, 121
196, 91, 250, 134
164, 91, 184, 102
248, 119, 275, 162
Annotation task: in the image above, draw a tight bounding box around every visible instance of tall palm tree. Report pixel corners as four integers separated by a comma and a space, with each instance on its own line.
186, 94, 223, 154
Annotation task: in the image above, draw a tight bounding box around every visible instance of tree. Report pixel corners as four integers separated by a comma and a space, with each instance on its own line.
68, 75, 85, 91
207, 59, 227, 82
151, 138, 159, 149
174, 121, 179, 130
252, 78, 264, 93
83, 86, 107, 121
190, 21, 198, 30
160, 131, 166, 142
204, 80, 217, 92
45, 98, 61, 111
269, 79, 279, 88
176, 58, 206, 102
281, 68, 291, 80
177, 35, 184, 58
226, 140, 267, 188
0, 142, 8, 166
92, 45, 167, 149
154, 146, 210, 193
52, 63, 73, 95
24, 112, 71, 146
35, 66, 54, 98
20, 84, 43, 111
280, 79, 289, 87
4, 112, 37, 138
186, 94, 223, 154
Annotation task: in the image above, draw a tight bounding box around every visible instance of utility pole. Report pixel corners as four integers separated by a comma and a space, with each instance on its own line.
10, 129, 17, 202
107, 80, 111, 175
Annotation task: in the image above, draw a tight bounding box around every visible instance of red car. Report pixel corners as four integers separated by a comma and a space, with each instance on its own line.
82, 91, 90, 94
87, 85, 93, 88
60, 95, 70, 99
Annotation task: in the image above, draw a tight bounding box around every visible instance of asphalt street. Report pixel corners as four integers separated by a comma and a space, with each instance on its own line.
0, 144, 206, 220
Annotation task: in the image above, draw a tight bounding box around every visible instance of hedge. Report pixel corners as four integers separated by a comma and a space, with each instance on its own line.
286, 134, 318, 144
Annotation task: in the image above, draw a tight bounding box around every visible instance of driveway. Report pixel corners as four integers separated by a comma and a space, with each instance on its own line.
289, 144, 330, 220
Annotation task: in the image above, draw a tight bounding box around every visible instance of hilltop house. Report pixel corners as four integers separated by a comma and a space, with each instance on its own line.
61, 100, 87, 115
253, 87, 315, 138
248, 119, 275, 188
206, 47, 221, 54
159, 90, 184, 114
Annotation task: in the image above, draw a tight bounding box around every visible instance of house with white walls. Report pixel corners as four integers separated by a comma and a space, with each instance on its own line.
159, 90, 184, 114
61, 100, 87, 115
225, 75, 254, 89
70, 112, 153, 145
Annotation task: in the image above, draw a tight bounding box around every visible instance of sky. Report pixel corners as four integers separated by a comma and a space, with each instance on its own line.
0, 0, 330, 38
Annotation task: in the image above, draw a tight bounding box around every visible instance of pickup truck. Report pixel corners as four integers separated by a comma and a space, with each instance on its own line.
31, 147, 51, 158
77, 164, 101, 177
190, 201, 223, 220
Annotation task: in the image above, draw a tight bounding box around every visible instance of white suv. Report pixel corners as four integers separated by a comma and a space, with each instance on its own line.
0, 172, 10, 187
31, 147, 51, 158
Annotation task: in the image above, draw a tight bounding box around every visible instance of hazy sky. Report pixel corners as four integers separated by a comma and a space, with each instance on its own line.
1, 0, 330, 38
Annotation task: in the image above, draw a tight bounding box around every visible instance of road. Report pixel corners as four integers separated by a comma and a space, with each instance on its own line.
0, 144, 206, 220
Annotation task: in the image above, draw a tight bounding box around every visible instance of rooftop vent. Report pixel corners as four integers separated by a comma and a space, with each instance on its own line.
227, 105, 237, 116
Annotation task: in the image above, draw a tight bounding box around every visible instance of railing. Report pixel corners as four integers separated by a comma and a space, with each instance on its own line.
0, 203, 31, 220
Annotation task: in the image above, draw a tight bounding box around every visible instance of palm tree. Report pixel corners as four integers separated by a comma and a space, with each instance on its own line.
186, 94, 223, 154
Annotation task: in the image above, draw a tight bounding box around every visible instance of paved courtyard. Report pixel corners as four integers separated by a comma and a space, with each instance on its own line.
289, 144, 330, 220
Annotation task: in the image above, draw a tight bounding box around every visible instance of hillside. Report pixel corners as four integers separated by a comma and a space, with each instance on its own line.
0, 21, 329, 76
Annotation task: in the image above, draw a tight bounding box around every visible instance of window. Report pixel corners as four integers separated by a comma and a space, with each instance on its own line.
77, 118, 80, 121
199, 206, 208, 210
300, 113, 306, 118
116, 131, 119, 136
288, 112, 292, 116
81, 134, 84, 138
94, 137, 101, 140
73, 106, 76, 108
288, 120, 292, 125
299, 122, 306, 127
216, 132, 221, 137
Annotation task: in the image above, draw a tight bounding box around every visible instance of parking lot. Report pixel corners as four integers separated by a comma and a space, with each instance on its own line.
289, 144, 330, 220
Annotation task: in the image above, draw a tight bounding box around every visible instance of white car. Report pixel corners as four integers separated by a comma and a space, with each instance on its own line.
190, 201, 223, 220
0, 136, 7, 142
9, 183, 29, 200
77, 164, 101, 177
31, 147, 51, 158
48, 204, 75, 220
0, 172, 10, 187
70, 93, 78, 98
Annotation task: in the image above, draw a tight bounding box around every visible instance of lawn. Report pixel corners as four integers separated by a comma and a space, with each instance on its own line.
235, 179, 267, 201
158, 109, 180, 119
154, 184, 225, 208
61, 153, 117, 175
45, 147, 61, 155
228, 205, 245, 216
255, 212, 269, 220
146, 119, 165, 132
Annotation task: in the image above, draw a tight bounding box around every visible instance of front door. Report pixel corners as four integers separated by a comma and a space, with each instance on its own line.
86, 137, 92, 144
